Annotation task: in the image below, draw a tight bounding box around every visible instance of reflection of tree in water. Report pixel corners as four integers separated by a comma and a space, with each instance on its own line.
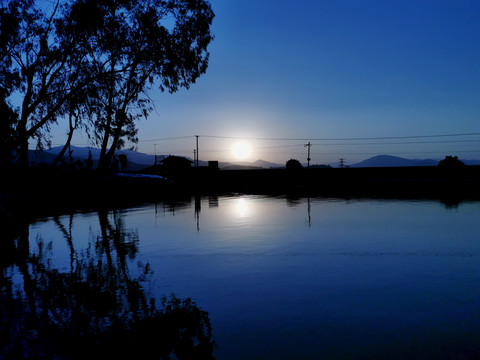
285, 195, 302, 207
440, 197, 462, 209
0, 211, 215, 360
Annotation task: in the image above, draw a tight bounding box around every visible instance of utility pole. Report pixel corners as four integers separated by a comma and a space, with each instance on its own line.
195, 135, 199, 167
154, 144, 157, 166
339, 158, 346, 168
304, 141, 312, 168
193, 149, 196, 165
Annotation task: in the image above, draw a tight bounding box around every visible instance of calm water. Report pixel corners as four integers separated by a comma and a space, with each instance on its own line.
3, 196, 480, 359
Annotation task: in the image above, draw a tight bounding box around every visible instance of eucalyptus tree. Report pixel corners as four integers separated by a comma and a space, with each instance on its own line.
75, 0, 214, 171
0, 98, 17, 166
1, 0, 214, 170
0, 2, 20, 165
0, 0, 93, 167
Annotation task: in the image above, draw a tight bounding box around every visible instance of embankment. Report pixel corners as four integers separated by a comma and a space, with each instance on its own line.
2, 165, 480, 222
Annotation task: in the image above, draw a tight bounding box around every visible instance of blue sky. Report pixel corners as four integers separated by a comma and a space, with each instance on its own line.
50, 0, 480, 165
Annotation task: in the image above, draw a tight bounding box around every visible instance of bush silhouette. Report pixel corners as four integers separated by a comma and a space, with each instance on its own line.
286, 158, 303, 171
438, 155, 465, 168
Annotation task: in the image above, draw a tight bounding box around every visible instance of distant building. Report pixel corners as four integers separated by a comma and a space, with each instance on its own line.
161, 155, 193, 170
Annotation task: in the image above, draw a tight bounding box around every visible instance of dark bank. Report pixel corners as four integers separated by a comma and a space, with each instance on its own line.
2, 164, 480, 222
161, 165, 480, 198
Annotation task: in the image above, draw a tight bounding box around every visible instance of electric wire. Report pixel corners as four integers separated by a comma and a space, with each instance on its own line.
196, 132, 480, 141
50, 131, 480, 161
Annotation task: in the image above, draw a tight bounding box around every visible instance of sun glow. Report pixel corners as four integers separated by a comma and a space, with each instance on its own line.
232, 141, 252, 160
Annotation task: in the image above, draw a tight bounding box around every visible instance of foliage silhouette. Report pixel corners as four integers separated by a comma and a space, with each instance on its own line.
0, 3, 20, 166
76, 0, 214, 171
286, 158, 303, 171
0, 0, 94, 167
0, 210, 215, 360
1, 0, 214, 169
438, 155, 465, 168
0, 97, 17, 166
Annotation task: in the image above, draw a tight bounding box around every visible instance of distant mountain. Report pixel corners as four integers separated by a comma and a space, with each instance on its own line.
116, 149, 156, 165
35, 146, 283, 170
34, 148, 480, 169
35, 146, 153, 170
221, 164, 262, 170
463, 159, 480, 166
231, 159, 283, 169
29, 149, 58, 164
310, 164, 332, 168
351, 155, 438, 167
45, 146, 102, 159
44, 146, 155, 165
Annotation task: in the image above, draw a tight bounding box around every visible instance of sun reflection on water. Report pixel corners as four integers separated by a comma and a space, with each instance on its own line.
222, 196, 262, 223
236, 198, 248, 217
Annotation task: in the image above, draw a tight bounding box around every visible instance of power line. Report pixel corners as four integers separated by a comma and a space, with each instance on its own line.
188, 139, 480, 154
257, 148, 480, 155
138, 136, 192, 142
239, 139, 480, 151
51, 132, 480, 147
308, 150, 480, 155
313, 139, 480, 146
197, 132, 480, 141
47, 131, 480, 161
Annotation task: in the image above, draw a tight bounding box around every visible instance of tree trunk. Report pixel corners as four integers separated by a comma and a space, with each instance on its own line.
16, 130, 29, 168
53, 112, 76, 166
98, 117, 111, 172
15, 102, 31, 167
104, 126, 122, 171
98, 64, 116, 172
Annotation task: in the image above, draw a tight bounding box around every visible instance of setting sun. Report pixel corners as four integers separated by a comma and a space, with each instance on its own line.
232, 141, 252, 160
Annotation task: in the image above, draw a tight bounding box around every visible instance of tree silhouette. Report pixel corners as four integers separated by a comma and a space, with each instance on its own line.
1, 0, 95, 167
438, 155, 465, 168
118, 154, 128, 171
286, 158, 303, 171
0, 3, 20, 166
1, 0, 214, 169
65, 0, 215, 171
0, 97, 17, 166
52, 79, 92, 167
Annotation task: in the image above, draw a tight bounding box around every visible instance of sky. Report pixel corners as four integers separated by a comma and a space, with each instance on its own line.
48, 0, 480, 165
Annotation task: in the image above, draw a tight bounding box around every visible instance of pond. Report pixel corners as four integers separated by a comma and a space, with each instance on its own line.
2, 195, 480, 359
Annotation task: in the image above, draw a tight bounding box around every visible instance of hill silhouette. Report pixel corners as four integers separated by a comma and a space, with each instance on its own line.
28, 146, 284, 169
26, 148, 480, 169
350, 155, 480, 167
351, 155, 438, 167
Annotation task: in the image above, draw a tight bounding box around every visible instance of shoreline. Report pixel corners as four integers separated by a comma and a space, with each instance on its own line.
2, 166, 480, 222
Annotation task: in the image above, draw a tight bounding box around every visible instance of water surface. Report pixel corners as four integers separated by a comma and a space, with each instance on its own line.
3, 196, 480, 359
